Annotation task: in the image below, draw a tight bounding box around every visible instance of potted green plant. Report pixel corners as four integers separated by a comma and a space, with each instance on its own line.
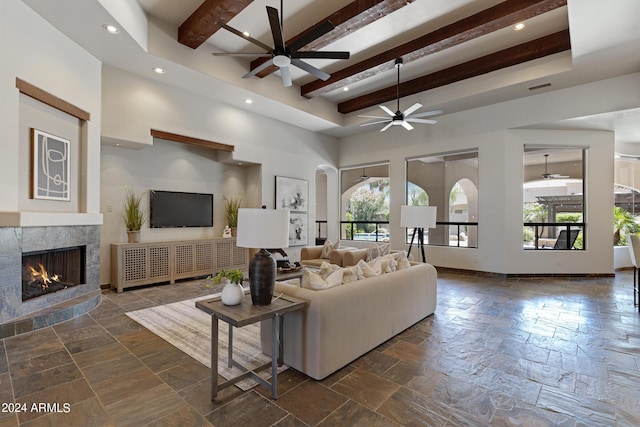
208, 269, 245, 305
223, 195, 242, 236
122, 186, 146, 243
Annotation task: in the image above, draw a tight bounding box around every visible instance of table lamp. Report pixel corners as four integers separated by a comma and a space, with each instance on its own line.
236, 208, 290, 305
400, 205, 437, 263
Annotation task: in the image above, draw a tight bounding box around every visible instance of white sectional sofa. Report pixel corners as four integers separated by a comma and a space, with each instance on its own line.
260, 262, 437, 380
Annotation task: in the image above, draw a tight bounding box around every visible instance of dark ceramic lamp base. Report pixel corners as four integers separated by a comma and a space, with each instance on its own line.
248, 249, 276, 305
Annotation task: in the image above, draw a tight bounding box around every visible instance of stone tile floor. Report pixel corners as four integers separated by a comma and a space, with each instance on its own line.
0, 270, 639, 426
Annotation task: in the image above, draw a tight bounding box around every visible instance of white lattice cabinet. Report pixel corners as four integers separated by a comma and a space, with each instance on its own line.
111, 238, 248, 293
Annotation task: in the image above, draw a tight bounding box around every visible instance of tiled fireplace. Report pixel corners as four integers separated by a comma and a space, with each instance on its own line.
0, 225, 101, 336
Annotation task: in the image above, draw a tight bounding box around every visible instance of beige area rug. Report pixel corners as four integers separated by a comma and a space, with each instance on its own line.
126, 294, 286, 390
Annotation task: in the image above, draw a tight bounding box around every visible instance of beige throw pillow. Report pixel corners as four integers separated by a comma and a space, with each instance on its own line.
357, 259, 381, 278
301, 267, 343, 290
341, 264, 363, 283
380, 254, 397, 273
366, 243, 391, 261
320, 239, 340, 259
319, 261, 341, 279
392, 251, 411, 270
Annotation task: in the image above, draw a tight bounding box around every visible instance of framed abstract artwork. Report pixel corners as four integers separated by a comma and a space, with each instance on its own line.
288, 212, 308, 246
32, 129, 70, 201
275, 176, 308, 212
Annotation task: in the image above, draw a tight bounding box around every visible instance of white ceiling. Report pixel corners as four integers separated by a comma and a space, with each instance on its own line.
20, 0, 640, 143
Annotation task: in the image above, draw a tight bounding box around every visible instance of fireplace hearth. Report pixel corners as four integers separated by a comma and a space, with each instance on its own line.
22, 246, 86, 301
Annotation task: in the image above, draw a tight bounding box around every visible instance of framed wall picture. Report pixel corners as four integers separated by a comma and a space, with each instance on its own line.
288, 212, 308, 246
275, 176, 308, 212
32, 129, 71, 201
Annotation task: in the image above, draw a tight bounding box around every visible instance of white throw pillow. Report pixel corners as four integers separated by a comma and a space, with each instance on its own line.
357, 259, 381, 278
366, 243, 391, 261
380, 254, 397, 273
320, 239, 340, 259
301, 267, 343, 290
341, 264, 363, 284
319, 261, 341, 279
392, 251, 411, 270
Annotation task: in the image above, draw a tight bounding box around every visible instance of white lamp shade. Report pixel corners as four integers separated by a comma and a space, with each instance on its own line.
400, 205, 437, 228
236, 208, 290, 249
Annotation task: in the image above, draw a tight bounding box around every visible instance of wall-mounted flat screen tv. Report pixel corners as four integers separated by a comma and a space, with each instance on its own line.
150, 190, 213, 228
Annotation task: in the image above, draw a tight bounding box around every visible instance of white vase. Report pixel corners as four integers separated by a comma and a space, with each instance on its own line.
220, 280, 244, 305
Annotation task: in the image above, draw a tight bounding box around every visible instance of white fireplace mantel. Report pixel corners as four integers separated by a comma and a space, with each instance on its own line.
0, 211, 103, 227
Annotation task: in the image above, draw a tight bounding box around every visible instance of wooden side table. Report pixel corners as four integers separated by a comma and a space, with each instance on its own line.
196, 293, 305, 400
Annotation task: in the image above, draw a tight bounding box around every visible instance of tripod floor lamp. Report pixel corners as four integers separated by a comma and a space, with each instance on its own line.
401, 205, 437, 263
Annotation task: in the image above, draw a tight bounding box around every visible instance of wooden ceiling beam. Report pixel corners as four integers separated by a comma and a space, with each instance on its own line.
250, 0, 416, 78
178, 0, 254, 49
338, 30, 571, 114
303, 0, 567, 98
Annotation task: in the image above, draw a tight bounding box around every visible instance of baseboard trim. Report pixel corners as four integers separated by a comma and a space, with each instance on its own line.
434, 266, 615, 279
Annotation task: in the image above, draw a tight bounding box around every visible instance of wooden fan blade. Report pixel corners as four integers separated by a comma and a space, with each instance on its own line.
291, 58, 330, 81
216, 21, 273, 52
360, 119, 391, 127
379, 105, 395, 116
288, 21, 335, 53
403, 103, 422, 117
410, 109, 443, 118
401, 121, 414, 130
212, 53, 272, 57
406, 118, 437, 124
243, 58, 274, 79
293, 51, 350, 60
266, 6, 286, 52
280, 66, 292, 87
380, 122, 394, 132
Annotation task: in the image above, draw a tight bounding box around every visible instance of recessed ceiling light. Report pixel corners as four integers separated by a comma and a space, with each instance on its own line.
514, 22, 526, 31
153, 67, 165, 74
343, 86, 349, 92
242, 31, 251, 38
245, 99, 253, 104
102, 24, 119, 34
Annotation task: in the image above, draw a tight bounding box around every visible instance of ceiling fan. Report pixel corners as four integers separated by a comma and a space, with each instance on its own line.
212, 0, 350, 87
359, 58, 442, 132
542, 154, 569, 179
355, 168, 369, 182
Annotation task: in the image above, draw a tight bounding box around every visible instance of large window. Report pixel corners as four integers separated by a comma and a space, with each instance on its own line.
406, 150, 478, 247
523, 146, 585, 250
340, 164, 390, 242
614, 156, 640, 246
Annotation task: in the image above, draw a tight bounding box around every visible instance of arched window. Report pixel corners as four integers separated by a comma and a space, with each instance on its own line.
448, 179, 478, 247
406, 150, 478, 248
340, 164, 390, 241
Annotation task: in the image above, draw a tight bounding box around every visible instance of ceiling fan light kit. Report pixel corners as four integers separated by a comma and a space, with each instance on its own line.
359, 57, 442, 132
213, 1, 350, 88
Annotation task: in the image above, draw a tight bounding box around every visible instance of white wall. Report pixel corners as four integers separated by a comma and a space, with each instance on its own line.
100, 66, 339, 284
338, 74, 639, 275
0, 0, 102, 218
